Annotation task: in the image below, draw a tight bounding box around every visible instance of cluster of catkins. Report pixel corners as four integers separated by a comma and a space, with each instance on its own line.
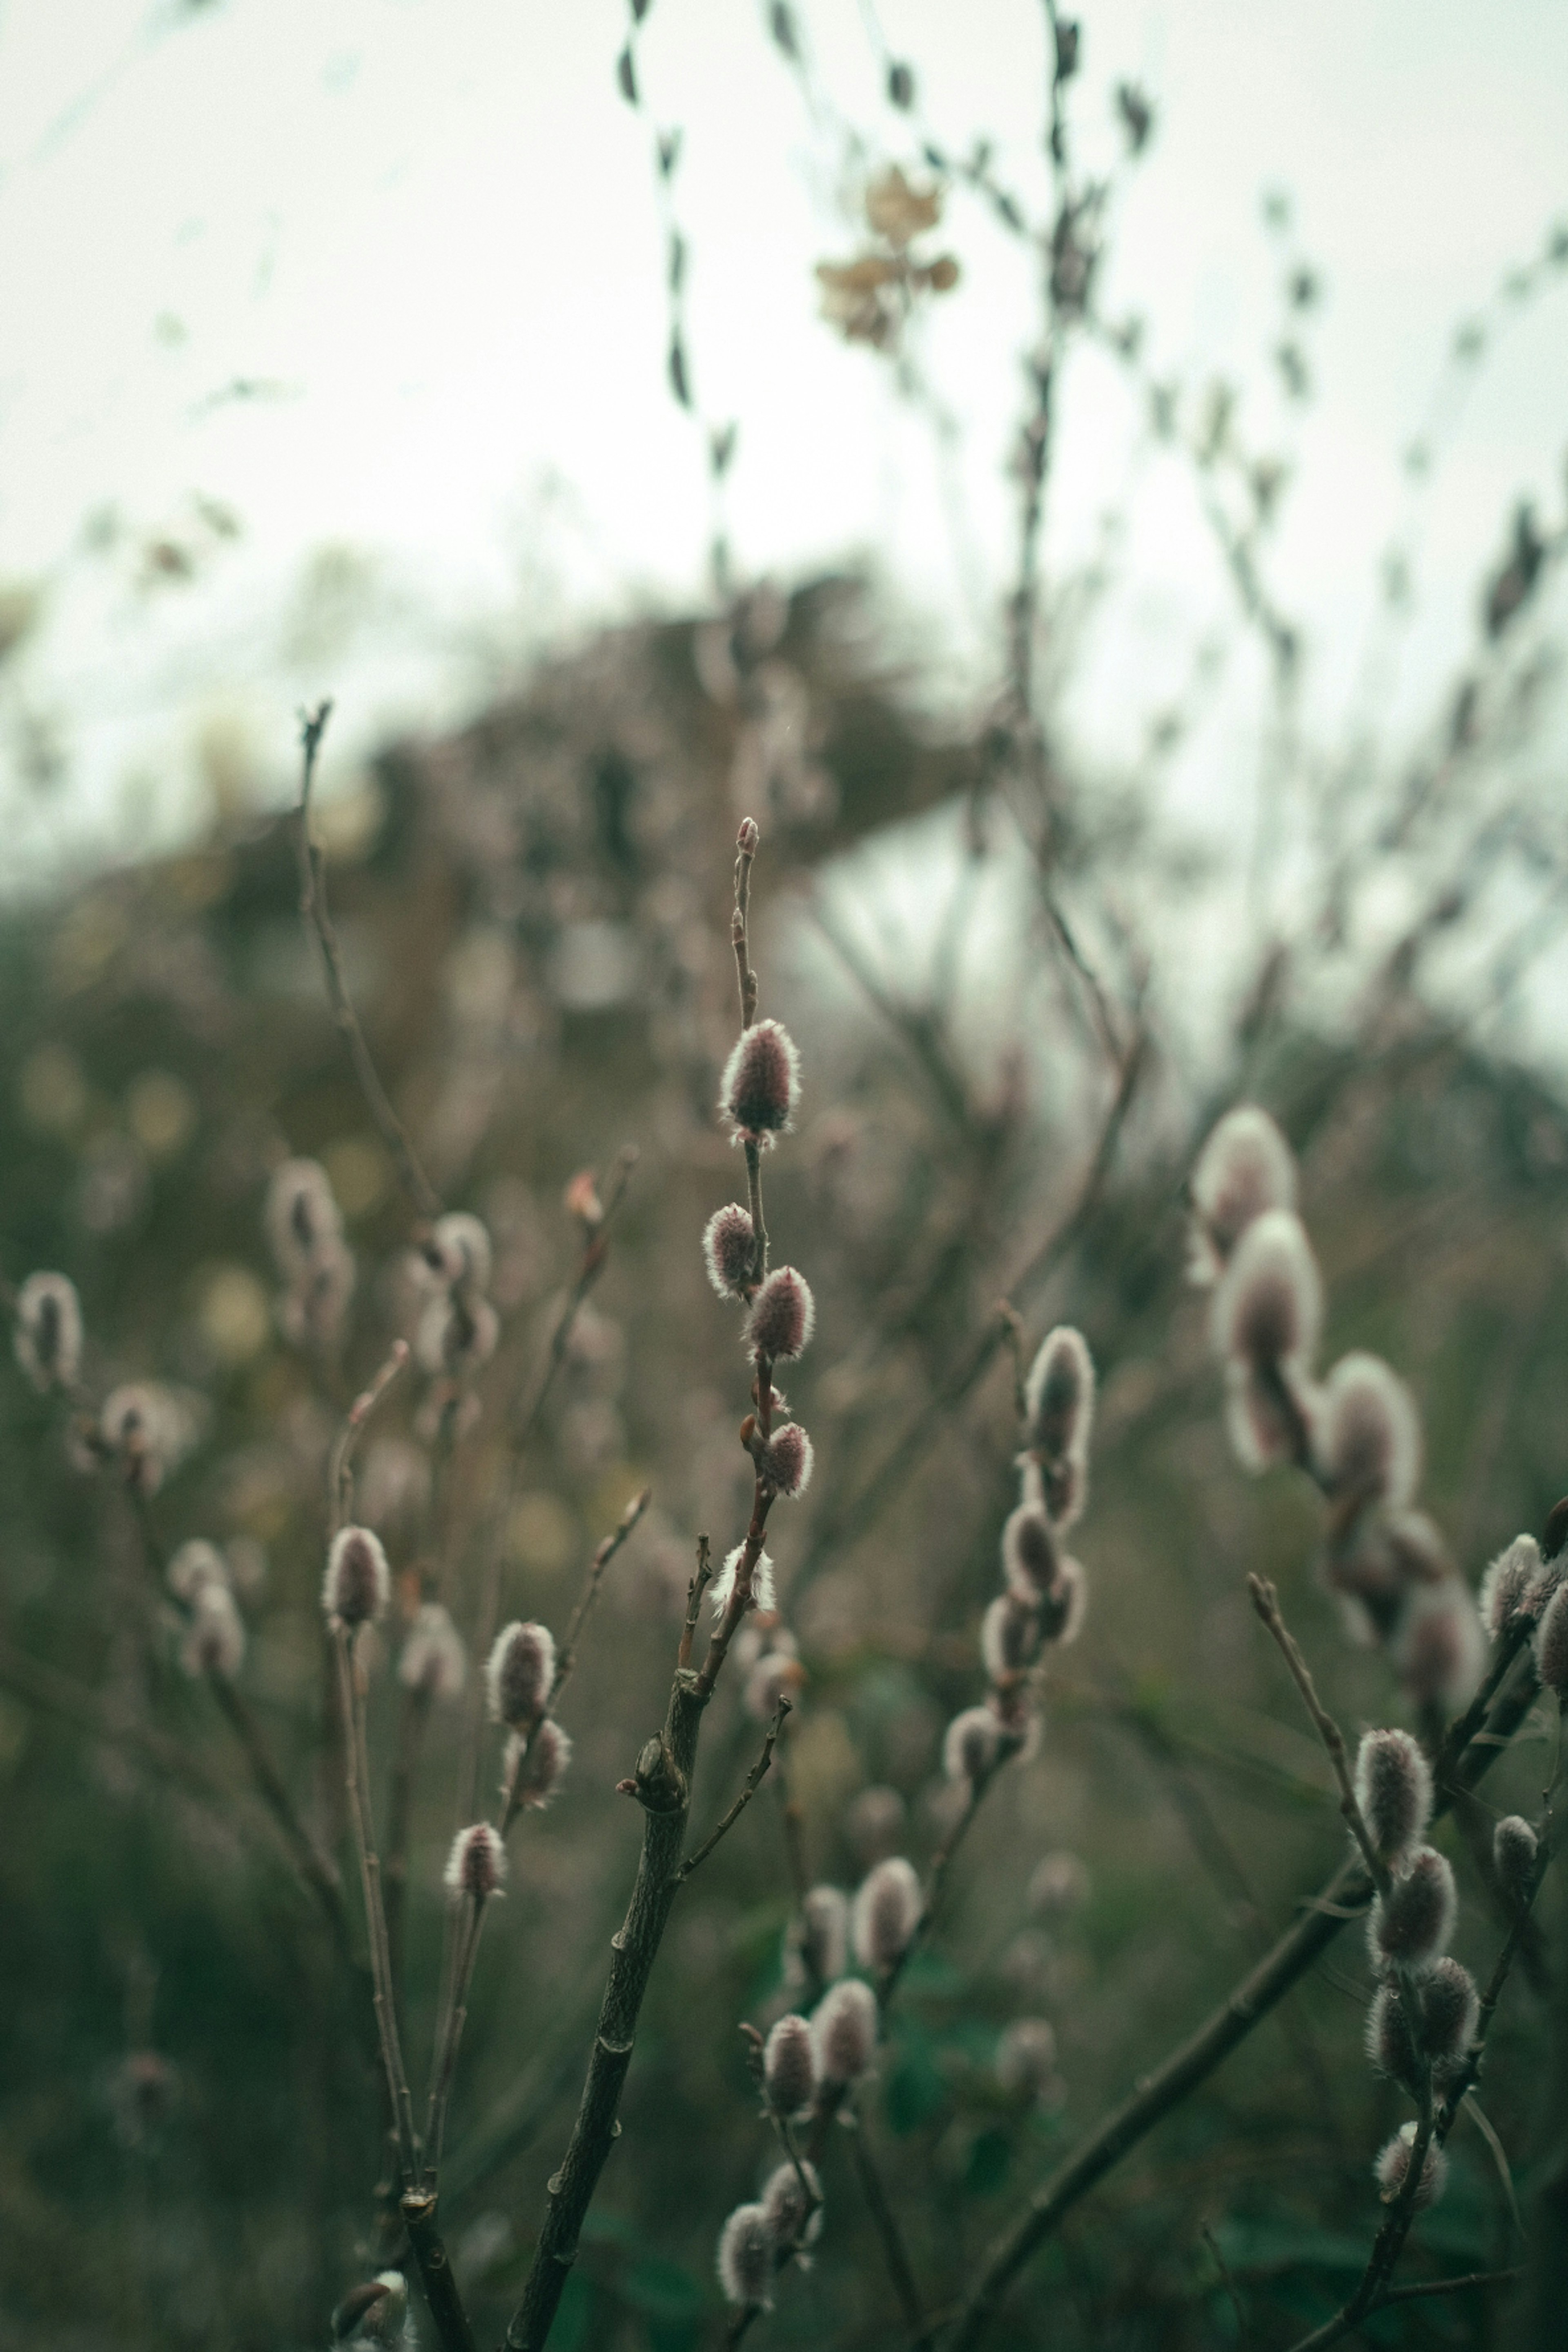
957, 1323, 1095, 1776
266, 1158, 355, 1350
14, 1265, 200, 1496
1190, 1107, 1483, 1711
702, 1009, 815, 1621
167, 1538, 248, 1682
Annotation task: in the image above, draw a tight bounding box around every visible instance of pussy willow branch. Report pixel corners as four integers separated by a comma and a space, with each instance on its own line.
333, 1624, 418, 2186
949, 1621, 1542, 2348
294, 701, 442, 1224
1247, 1577, 1390, 1895
676, 1694, 788, 1882
423, 1887, 493, 2189
329, 1340, 410, 1536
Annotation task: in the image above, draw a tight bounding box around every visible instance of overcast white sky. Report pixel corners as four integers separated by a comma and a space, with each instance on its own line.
0, 0, 1565, 882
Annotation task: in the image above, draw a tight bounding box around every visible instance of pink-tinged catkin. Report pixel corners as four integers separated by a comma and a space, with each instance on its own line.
715, 2203, 774, 2308
167, 1539, 229, 1604
745, 1267, 815, 1362
1002, 1504, 1059, 1602
1494, 1814, 1539, 1907
811, 1977, 878, 2084
762, 1421, 814, 1497
1187, 1106, 1297, 1283
800, 1885, 849, 1986
180, 1584, 245, 1680
1021, 1326, 1096, 1527
1365, 1959, 1478, 2091
763, 2013, 817, 2115
760, 2158, 823, 2250
13, 1271, 82, 1393
851, 1855, 922, 1972
321, 1526, 390, 1629
719, 1017, 802, 1146
508, 1718, 572, 1810
1211, 1208, 1322, 1376
1368, 1846, 1456, 1973
1479, 1535, 1542, 1637
1535, 1582, 1568, 1696
486, 1620, 556, 1726
943, 1704, 1003, 1786
994, 2017, 1058, 2099
399, 1602, 467, 1701
702, 1203, 758, 1298
1311, 1352, 1423, 1511
1375, 2122, 1448, 2209
445, 1822, 506, 1901
1353, 1729, 1432, 1866
710, 1543, 776, 1617
982, 1592, 1042, 1684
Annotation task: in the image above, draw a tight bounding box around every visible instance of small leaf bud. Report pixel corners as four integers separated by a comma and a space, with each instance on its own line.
760, 2158, 822, 2251
1311, 1352, 1423, 1510
180, 1583, 245, 1680
702, 1204, 757, 1297
1353, 1729, 1432, 1866
719, 1017, 801, 1147
1493, 1814, 1539, 1907
737, 815, 760, 855
762, 2013, 817, 2116
321, 1526, 390, 1629
716, 2201, 774, 2308
994, 2016, 1059, 2100
943, 1704, 1003, 1787
710, 1543, 776, 1617
762, 1421, 814, 1497
445, 1822, 506, 1902
744, 1267, 815, 1362
1021, 1326, 1096, 1527
508, 1717, 572, 1810
486, 1620, 556, 1726
1375, 2121, 1448, 2209
1368, 1846, 1456, 1973
399, 1602, 467, 1701
1535, 1581, 1568, 1696
811, 1976, 878, 2084
1188, 1106, 1296, 1284
851, 1855, 922, 1972
1479, 1535, 1543, 1637
13, 1271, 83, 1392
167, 1539, 229, 1604
799, 1884, 849, 1985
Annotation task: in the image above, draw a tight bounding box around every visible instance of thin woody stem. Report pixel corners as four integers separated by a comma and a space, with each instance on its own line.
1247, 1575, 1390, 1894
677, 1696, 790, 1881
294, 701, 442, 1223
327, 1339, 410, 1536
334, 1625, 418, 2183
425, 1892, 491, 2187
846, 2104, 934, 2350
550, 1486, 653, 1710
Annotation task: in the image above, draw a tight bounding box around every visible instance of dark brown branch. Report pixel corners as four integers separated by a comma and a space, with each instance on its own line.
293, 701, 442, 1223
1247, 1575, 1389, 1893
401, 2189, 477, 2352
677, 1695, 790, 1882
550, 1485, 653, 1712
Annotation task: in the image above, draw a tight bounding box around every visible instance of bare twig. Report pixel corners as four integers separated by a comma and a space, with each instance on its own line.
333, 1624, 418, 2184
1247, 1575, 1389, 1893
677, 1695, 790, 1882
294, 702, 442, 1222
550, 1485, 653, 1711
328, 1339, 410, 1536
846, 2106, 934, 2350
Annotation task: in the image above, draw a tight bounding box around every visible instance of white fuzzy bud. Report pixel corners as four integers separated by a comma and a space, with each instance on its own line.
1479, 1535, 1543, 1638
1536, 1581, 1568, 1696
167, 1539, 229, 1604
486, 1621, 556, 1726
1188, 1106, 1297, 1283
1311, 1353, 1422, 1511
1020, 1326, 1096, 1528
321, 1525, 390, 1629
1353, 1729, 1432, 1866
710, 1543, 776, 1618
1375, 2121, 1447, 2209
180, 1583, 245, 1680
265, 1158, 341, 1282
399, 1603, 467, 1701
762, 2014, 817, 2116
715, 2202, 774, 2308
799, 1885, 849, 1986
1368, 1846, 1456, 1973
943, 1704, 1003, 1786
811, 1977, 878, 2084
506, 1717, 572, 1810
1494, 1815, 1539, 1907
423, 1211, 492, 1295
760, 2158, 822, 2251
852, 1855, 922, 1973
445, 1822, 506, 1901
13, 1271, 83, 1392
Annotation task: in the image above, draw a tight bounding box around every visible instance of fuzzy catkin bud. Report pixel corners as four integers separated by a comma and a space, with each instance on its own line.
445, 1822, 506, 1901
322, 1526, 390, 1629
1479, 1535, 1542, 1637
180, 1584, 245, 1680
425, 1211, 492, 1294
719, 1018, 801, 1146
702, 1204, 757, 1298
1393, 1583, 1485, 1711
715, 2203, 774, 2308
1368, 1846, 1456, 1973
1353, 1729, 1432, 1866
745, 1267, 815, 1362
14, 1271, 83, 1393
982, 1592, 1041, 1684
811, 1977, 878, 2084
1002, 1503, 1059, 1602
508, 1718, 572, 1810
1366, 1960, 1478, 2091
994, 2017, 1058, 2098
265, 1158, 341, 1280
1211, 1209, 1321, 1376
1311, 1352, 1423, 1511
486, 1621, 556, 1726
1375, 2122, 1448, 2209
1535, 1582, 1568, 1696
1037, 1555, 1086, 1646
852, 1855, 922, 1972
763, 2014, 817, 2116
710, 1543, 776, 1617
416, 1292, 499, 1377
1021, 1326, 1095, 1528
1188, 1106, 1297, 1283
167, 1539, 229, 1604
1494, 1814, 1539, 1907
399, 1603, 466, 1700
760, 2159, 822, 2250
762, 1422, 814, 1497
800, 1885, 849, 1986
943, 1704, 1003, 1786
